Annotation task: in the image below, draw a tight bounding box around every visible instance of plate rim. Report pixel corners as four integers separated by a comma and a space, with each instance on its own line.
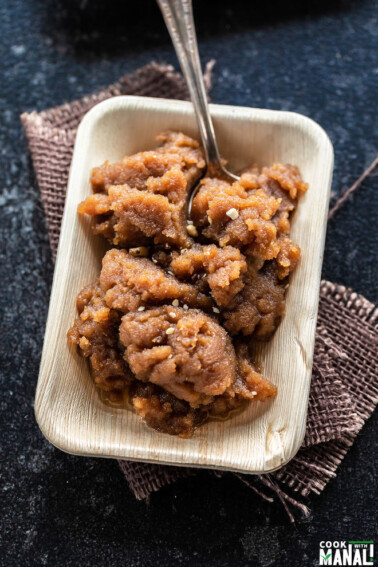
35, 95, 334, 473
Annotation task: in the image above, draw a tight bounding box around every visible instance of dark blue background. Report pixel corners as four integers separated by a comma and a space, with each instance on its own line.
0, 0, 377, 565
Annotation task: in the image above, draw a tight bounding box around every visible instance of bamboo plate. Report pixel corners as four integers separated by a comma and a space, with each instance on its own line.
35, 96, 333, 473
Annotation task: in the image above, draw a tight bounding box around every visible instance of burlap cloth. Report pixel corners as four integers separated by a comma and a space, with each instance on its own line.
21, 63, 378, 520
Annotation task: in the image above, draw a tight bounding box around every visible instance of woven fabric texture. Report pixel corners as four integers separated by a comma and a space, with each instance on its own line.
21, 63, 378, 513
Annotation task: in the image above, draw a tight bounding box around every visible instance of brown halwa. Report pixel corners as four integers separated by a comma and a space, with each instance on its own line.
68, 131, 307, 437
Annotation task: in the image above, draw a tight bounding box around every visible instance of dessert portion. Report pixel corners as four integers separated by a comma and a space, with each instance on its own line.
99, 249, 212, 313
68, 131, 307, 437
78, 131, 205, 248
120, 305, 236, 407
67, 282, 132, 393
191, 165, 305, 278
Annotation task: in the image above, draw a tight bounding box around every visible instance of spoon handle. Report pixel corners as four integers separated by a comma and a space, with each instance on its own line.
157, 0, 223, 174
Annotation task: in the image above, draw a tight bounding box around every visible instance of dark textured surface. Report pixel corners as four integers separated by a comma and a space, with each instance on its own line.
0, 0, 377, 565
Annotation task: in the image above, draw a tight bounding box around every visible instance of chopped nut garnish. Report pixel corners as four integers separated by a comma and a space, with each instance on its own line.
129, 246, 150, 257
138, 306, 145, 311
79, 337, 91, 349
169, 312, 176, 318
172, 299, 179, 307
212, 307, 220, 314
226, 208, 239, 220
166, 327, 175, 335
251, 391, 257, 395
183, 304, 189, 311
186, 224, 198, 237
207, 216, 212, 225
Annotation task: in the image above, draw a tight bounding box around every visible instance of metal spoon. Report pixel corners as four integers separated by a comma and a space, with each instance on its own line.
157, 0, 240, 216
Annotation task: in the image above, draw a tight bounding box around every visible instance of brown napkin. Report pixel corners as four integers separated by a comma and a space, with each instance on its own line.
22, 62, 378, 520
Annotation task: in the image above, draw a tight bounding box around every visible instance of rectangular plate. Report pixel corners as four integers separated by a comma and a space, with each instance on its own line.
35, 96, 333, 473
